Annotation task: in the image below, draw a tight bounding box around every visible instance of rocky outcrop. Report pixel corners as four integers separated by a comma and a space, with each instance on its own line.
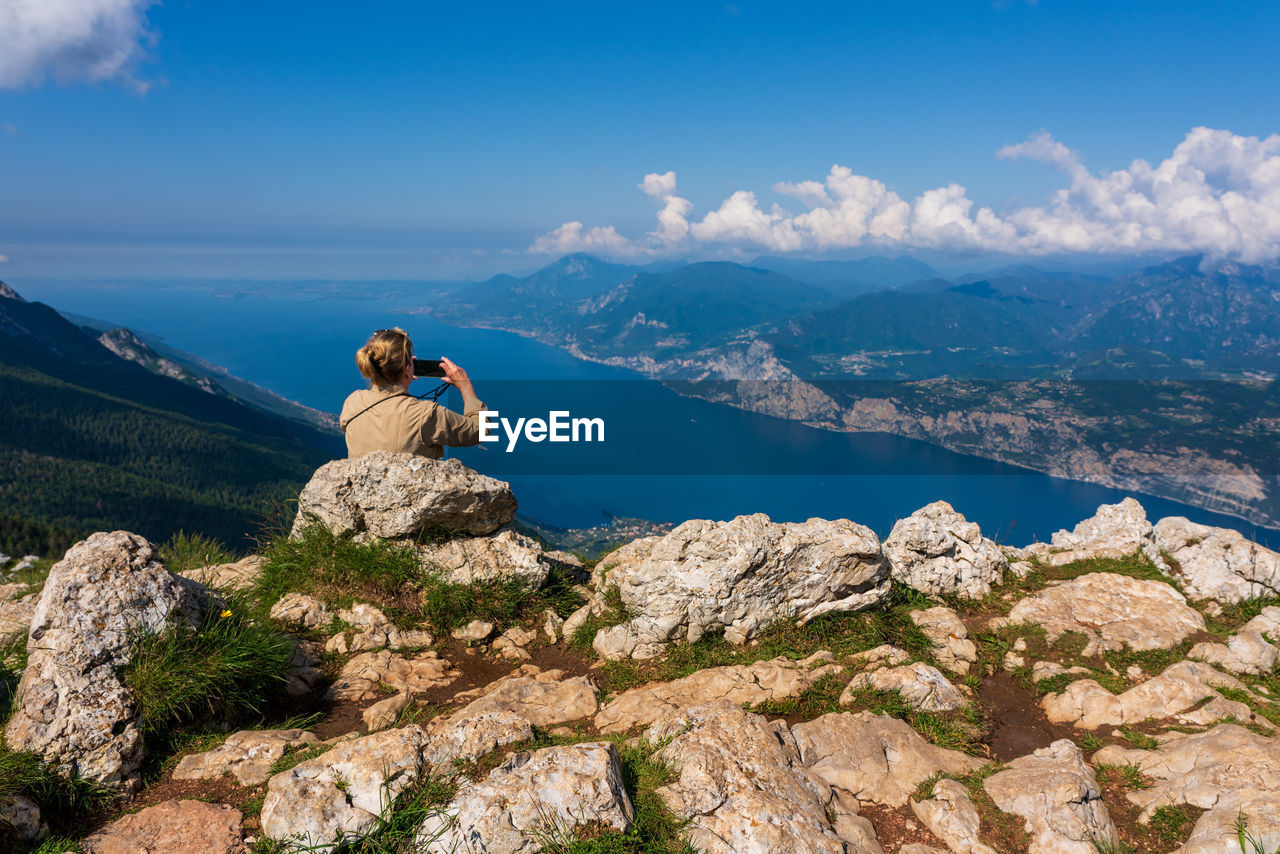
912, 779, 996, 854
422, 666, 598, 766
260, 726, 429, 852
291, 451, 516, 539
843, 662, 968, 712
269, 593, 333, 629
791, 711, 983, 808
1094, 725, 1280, 854
911, 606, 978, 675
322, 603, 433, 655
993, 572, 1204, 655
325, 650, 458, 702
884, 502, 1007, 599
594, 651, 842, 733
1020, 497, 1163, 568
173, 728, 320, 786
590, 513, 890, 659
83, 799, 246, 854
417, 528, 549, 588
1188, 606, 1280, 674
4, 531, 203, 789
1041, 661, 1264, 729
0, 795, 46, 847
0, 588, 37, 644
983, 740, 1117, 854
643, 701, 851, 854
417, 743, 633, 853
1155, 516, 1280, 603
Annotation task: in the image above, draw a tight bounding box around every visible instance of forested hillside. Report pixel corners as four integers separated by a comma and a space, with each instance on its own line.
0, 283, 342, 554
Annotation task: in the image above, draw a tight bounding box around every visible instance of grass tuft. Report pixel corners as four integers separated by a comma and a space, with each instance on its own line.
158, 530, 234, 576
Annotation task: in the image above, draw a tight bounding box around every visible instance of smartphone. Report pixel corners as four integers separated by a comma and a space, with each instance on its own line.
413, 358, 446, 378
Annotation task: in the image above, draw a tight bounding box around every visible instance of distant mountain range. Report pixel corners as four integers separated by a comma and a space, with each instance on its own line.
0, 282, 342, 554
422, 253, 1280, 529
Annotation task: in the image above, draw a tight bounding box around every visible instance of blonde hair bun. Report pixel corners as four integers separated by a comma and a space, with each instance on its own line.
356, 327, 413, 389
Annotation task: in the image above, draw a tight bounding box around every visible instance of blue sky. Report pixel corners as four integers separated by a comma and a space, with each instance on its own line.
2, 0, 1279, 279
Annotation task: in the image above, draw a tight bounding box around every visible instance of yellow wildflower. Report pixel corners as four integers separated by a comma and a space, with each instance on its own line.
219, 609, 232, 618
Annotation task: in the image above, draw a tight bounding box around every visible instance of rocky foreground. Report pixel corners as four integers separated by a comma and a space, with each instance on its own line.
1, 450, 1279, 853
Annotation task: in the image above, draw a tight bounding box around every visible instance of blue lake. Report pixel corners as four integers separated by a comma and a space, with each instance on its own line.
16, 279, 1276, 547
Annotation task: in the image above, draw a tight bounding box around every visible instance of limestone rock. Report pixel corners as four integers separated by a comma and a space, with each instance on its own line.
1039, 497, 1163, 567
542, 607, 565, 641
791, 711, 983, 808
994, 572, 1204, 655
644, 701, 850, 854
363, 693, 410, 731
911, 606, 978, 675
561, 595, 607, 640
450, 619, 494, 642
270, 593, 333, 629
4, 531, 203, 789
323, 603, 432, 655
1189, 606, 1280, 674
423, 666, 598, 766
595, 651, 842, 733
417, 528, 548, 588
849, 644, 911, 669
182, 554, 264, 591
1041, 661, 1265, 730
418, 743, 633, 853
0, 794, 46, 846
261, 726, 429, 852
291, 451, 516, 539
542, 548, 588, 583
592, 513, 890, 659
1094, 725, 1280, 854
83, 799, 246, 854
885, 502, 1007, 599
912, 779, 997, 854
843, 662, 967, 712
325, 650, 458, 702
286, 641, 323, 697
1031, 661, 1090, 683
983, 740, 1117, 854
173, 728, 319, 786
1155, 516, 1280, 603
0, 590, 37, 643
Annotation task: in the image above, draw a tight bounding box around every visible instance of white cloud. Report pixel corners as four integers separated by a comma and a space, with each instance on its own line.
0, 0, 159, 91
0, 254, 9, 263
532, 127, 1280, 264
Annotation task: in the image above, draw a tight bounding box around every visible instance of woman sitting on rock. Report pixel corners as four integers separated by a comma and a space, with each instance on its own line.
340, 327, 487, 459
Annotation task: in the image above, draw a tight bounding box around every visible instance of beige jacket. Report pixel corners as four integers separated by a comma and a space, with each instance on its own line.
339, 386, 487, 459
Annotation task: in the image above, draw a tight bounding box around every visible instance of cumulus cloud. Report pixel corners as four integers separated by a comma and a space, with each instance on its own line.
532, 127, 1280, 264
0, 0, 159, 91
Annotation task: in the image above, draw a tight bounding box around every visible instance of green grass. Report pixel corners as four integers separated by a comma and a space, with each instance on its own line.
589, 583, 940, 698
1078, 732, 1105, 753
568, 586, 632, 654
120, 594, 294, 736
1117, 726, 1160, 750
158, 530, 235, 575
0, 747, 113, 851
840, 686, 986, 755
1149, 804, 1197, 848
1096, 762, 1150, 790
255, 524, 583, 633
1216, 686, 1280, 728
1236, 811, 1280, 854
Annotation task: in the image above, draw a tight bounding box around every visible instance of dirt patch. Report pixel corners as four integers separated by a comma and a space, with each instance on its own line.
978, 671, 1079, 762
858, 802, 946, 851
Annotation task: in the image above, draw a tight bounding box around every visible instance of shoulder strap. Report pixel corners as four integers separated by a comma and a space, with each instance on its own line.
344, 392, 409, 427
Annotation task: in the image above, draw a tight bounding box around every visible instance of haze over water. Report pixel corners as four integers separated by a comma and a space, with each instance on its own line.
19, 279, 1276, 548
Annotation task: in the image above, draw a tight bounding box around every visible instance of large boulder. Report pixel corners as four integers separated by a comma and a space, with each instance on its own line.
643, 701, 854, 854
911, 606, 978, 675
291, 451, 516, 539
1154, 516, 1280, 603
173, 728, 320, 786
791, 711, 983, 808
1029, 497, 1164, 567
983, 740, 1117, 854
993, 572, 1204, 656
591, 513, 890, 660
1094, 725, 1280, 854
1189, 606, 1280, 675
594, 651, 842, 734
843, 662, 968, 712
417, 743, 633, 853
912, 779, 997, 854
260, 726, 429, 852
325, 649, 458, 702
4, 531, 203, 789
416, 527, 549, 588
884, 501, 1007, 599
